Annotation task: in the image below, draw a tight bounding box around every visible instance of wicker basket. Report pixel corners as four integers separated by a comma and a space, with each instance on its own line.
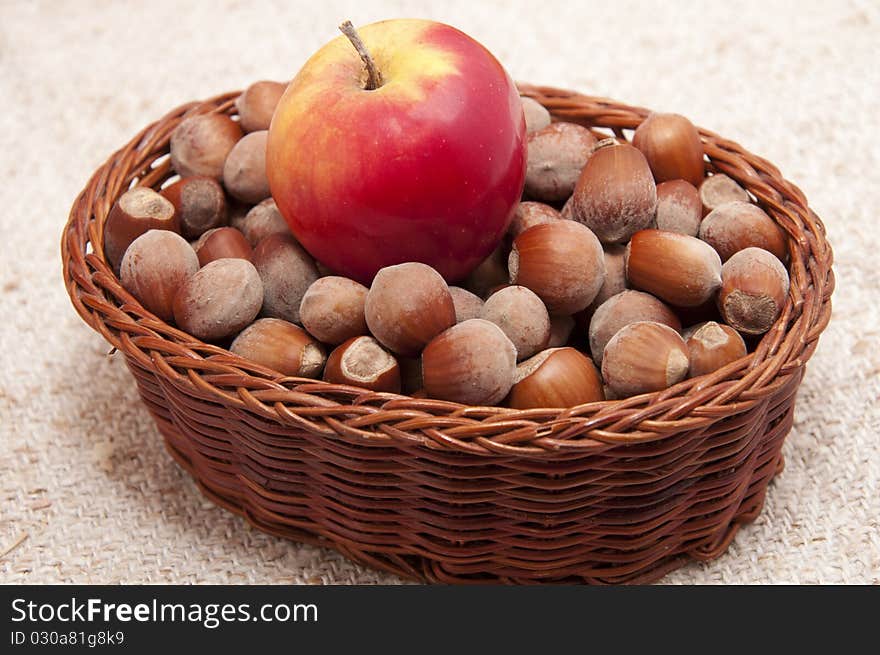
61, 84, 834, 584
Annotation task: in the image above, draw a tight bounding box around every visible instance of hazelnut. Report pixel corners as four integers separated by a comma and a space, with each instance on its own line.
364, 262, 456, 356
547, 314, 575, 348
251, 233, 319, 324
422, 319, 516, 405
487, 283, 513, 297
192, 226, 252, 266
588, 289, 681, 365
448, 286, 484, 323
560, 196, 575, 219
585, 243, 629, 316
230, 318, 325, 378
507, 347, 604, 409
625, 229, 722, 307
509, 221, 605, 315
524, 122, 597, 203
104, 187, 179, 272
160, 176, 228, 239
521, 96, 551, 134
717, 247, 790, 335
480, 285, 551, 360
222, 130, 270, 204
632, 112, 704, 187
120, 230, 199, 322
699, 201, 788, 263
570, 141, 657, 244
299, 276, 369, 345
508, 202, 561, 239
699, 174, 749, 215
603, 384, 620, 401
170, 113, 242, 179
236, 80, 286, 133
655, 180, 702, 236
323, 336, 401, 393
238, 198, 290, 246
685, 321, 747, 378
461, 243, 509, 298
601, 321, 689, 397
172, 258, 263, 341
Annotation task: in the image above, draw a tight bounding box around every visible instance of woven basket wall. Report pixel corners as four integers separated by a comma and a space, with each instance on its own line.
61, 84, 834, 584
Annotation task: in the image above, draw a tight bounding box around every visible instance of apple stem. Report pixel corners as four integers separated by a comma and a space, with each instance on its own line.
339, 20, 383, 90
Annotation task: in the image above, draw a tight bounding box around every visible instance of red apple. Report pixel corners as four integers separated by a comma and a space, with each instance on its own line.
266, 19, 527, 284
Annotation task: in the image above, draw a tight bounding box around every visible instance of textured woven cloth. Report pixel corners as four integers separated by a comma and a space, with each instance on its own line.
1, 0, 878, 584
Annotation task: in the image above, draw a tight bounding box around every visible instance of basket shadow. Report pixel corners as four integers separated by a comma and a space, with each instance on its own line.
63, 341, 402, 584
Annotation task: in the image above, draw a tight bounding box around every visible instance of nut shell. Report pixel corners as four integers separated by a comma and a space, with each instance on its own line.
589, 289, 681, 365
160, 176, 228, 239
448, 286, 484, 323
507, 347, 604, 409
521, 96, 551, 134
104, 187, 179, 272
172, 258, 263, 341
222, 130, 271, 204
120, 230, 199, 322
170, 113, 242, 179
480, 286, 551, 360
299, 276, 369, 345
508, 202, 561, 239
571, 142, 657, 243
236, 80, 286, 133
585, 244, 629, 316
509, 221, 605, 315
323, 336, 401, 393
632, 112, 705, 187
699, 174, 749, 215
717, 247, 790, 335
601, 321, 689, 397
251, 233, 319, 324
365, 262, 456, 357
685, 321, 747, 378
625, 229, 722, 307
230, 318, 325, 378
237, 199, 289, 246
524, 122, 597, 203
422, 319, 516, 405
655, 180, 702, 236
699, 201, 788, 263
192, 226, 252, 267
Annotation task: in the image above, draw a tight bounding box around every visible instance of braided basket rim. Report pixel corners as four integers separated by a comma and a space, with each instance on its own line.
61, 83, 835, 457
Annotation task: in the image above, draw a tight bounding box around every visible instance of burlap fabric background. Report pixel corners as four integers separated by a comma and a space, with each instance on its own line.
1, 0, 877, 584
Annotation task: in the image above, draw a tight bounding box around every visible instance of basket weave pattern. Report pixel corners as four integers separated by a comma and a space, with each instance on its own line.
61, 85, 833, 584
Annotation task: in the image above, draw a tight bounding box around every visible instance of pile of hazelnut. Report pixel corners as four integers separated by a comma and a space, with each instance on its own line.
106, 83, 790, 409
